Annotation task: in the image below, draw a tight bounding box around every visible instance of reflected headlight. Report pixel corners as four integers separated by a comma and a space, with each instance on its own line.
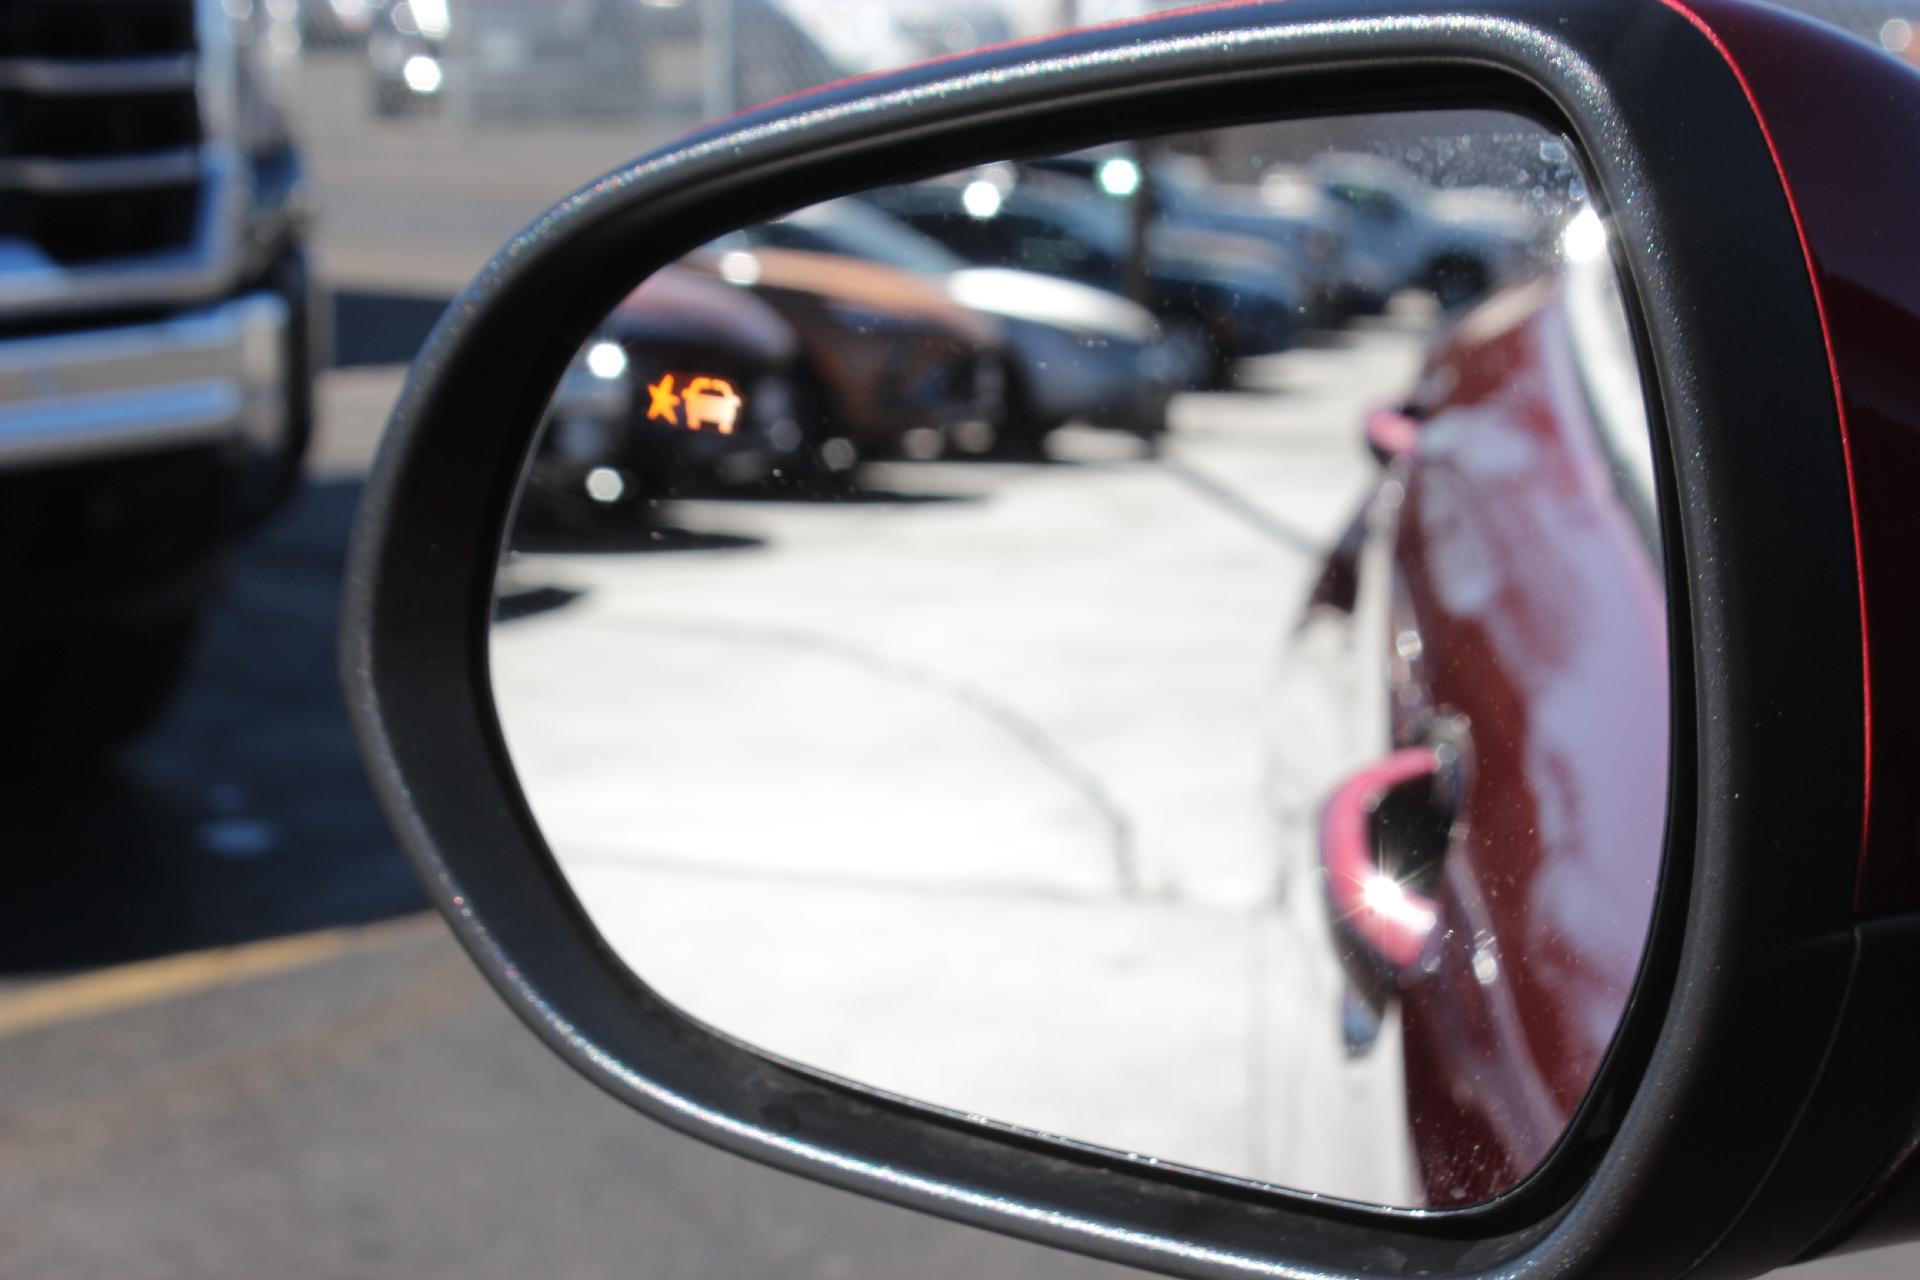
1561, 208, 1608, 264
585, 340, 629, 381
410, 0, 451, 38
1096, 157, 1142, 198
961, 180, 1003, 219
402, 53, 444, 95
388, 0, 451, 39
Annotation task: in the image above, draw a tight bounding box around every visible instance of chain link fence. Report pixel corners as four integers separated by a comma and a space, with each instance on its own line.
300, 0, 1920, 136
291, 0, 1920, 298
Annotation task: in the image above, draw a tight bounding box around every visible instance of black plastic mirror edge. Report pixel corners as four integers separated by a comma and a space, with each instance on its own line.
338, 1, 1870, 1276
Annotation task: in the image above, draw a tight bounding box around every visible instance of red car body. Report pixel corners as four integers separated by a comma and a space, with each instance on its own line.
1318, 264, 1669, 1206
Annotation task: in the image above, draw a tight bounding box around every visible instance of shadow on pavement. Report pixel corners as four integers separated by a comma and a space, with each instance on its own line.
727, 480, 982, 504
507, 514, 766, 556
0, 477, 427, 975
492, 585, 584, 623
504, 473, 983, 554
1289, 328, 1365, 350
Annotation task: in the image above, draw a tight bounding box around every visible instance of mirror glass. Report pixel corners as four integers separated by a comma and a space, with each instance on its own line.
489, 109, 1668, 1210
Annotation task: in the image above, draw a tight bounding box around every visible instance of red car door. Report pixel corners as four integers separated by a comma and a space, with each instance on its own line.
1334, 264, 1670, 1206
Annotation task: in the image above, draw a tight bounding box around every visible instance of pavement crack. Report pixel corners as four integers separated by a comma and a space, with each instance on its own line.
607, 616, 1141, 897
1156, 455, 1325, 555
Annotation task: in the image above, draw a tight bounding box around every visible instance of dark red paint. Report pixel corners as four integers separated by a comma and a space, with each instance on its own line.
1666, 0, 1920, 913
1336, 278, 1671, 1206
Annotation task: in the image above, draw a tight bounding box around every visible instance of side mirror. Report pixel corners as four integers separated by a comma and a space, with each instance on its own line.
340, 1, 1920, 1276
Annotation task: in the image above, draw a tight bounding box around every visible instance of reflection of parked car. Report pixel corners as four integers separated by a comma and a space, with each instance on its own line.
864, 173, 1301, 386
1296, 250, 1664, 1206
1306, 154, 1537, 310
533, 263, 809, 506
1028, 150, 1351, 327
536, 248, 1006, 507
685, 246, 1006, 463
731, 198, 1196, 449
1, 0, 322, 761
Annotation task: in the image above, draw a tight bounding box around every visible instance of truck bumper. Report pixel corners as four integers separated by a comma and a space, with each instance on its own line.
0, 277, 310, 629
0, 291, 290, 471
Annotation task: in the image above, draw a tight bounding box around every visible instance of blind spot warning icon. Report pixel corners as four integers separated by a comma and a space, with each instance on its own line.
683, 376, 743, 434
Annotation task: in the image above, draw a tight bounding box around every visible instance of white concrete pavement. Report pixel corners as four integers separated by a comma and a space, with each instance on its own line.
490, 324, 1432, 1205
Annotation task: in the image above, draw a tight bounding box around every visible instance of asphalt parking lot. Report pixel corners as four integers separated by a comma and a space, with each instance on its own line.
0, 362, 1160, 1280
0, 45, 1905, 1280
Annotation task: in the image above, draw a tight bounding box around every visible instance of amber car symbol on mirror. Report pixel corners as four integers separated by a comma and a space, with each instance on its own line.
683, 376, 744, 434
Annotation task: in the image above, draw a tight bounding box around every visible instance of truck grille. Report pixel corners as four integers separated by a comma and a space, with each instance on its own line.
0, 0, 205, 267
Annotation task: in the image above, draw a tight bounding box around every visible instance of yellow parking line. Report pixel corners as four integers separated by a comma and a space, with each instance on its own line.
0, 913, 444, 1040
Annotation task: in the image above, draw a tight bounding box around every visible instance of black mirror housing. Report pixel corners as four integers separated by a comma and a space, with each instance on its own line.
339, 2, 1920, 1276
